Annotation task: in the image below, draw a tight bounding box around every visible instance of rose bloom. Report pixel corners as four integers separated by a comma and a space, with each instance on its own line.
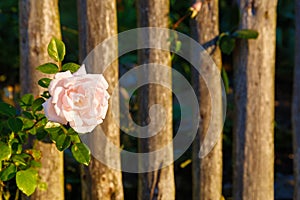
42, 65, 110, 133
192, 1, 202, 12
190, 1, 202, 18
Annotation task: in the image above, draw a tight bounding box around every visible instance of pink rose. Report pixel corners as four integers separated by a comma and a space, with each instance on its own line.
192, 1, 202, 12
190, 1, 202, 18
42, 65, 110, 133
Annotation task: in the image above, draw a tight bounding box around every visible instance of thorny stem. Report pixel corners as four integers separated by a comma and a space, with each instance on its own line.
23, 116, 46, 132
58, 61, 62, 71
60, 125, 68, 134
172, 13, 189, 29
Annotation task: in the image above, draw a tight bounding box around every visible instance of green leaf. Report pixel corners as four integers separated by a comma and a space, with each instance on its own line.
28, 126, 36, 135
20, 94, 34, 108
17, 132, 27, 144
175, 41, 182, 53
16, 144, 23, 154
0, 141, 11, 161
32, 98, 45, 113
55, 134, 71, 151
232, 29, 259, 39
29, 150, 41, 160
67, 128, 78, 135
36, 127, 48, 140
36, 63, 59, 74
222, 68, 230, 94
7, 118, 23, 133
12, 154, 30, 167
44, 122, 62, 142
48, 127, 65, 143
38, 78, 52, 88
49, 131, 60, 142
70, 135, 81, 143
11, 139, 19, 150
0, 123, 11, 136
71, 143, 91, 166
219, 35, 236, 55
0, 102, 16, 117
0, 163, 17, 181
41, 91, 51, 99
22, 111, 34, 120
35, 113, 46, 122
16, 168, 38, 196
62, 63, 81, 73
47, 38, 66, 62
17, 132, 28, 144
30, 160, 41, 169
19, 117, 35, 130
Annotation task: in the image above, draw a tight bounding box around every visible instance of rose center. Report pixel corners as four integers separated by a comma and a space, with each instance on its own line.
71, 93, 85, 106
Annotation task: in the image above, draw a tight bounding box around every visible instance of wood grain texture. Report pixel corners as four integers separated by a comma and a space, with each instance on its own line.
77, 0, 124, 199
292, 0, 300, 199
19, 0, 64, 199
190, 0, 223, 200
137, 0, 175, 200
233, 1, 277, 199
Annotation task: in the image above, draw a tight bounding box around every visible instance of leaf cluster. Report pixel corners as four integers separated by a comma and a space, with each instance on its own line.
0, 38, 89, 196
217, 29, 259, 55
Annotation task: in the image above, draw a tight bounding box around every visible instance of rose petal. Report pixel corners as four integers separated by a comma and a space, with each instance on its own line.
99, 104, 109, 120
43, 65, 110, 134
55, 70, 73, 79
97, 75, 109, 89
71, 124, 96, 133
43, 98, 67, 124
52, 86, 64, 103
62, 110, 79, 124
82, 116, 98, 126
73, 64, 87, 76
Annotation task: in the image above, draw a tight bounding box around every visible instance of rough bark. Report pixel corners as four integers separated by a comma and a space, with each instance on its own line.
19, 0, 64, 199
233, 1, 277, 199
0, 181, 2, 200
77, 0, 124, 199
137, 0, 175, 200
292, 0, 300, 199
190, 0, 223, 199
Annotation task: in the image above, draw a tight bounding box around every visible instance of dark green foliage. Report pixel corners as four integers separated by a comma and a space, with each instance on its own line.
0, 102, 16, 117
0, 164, 17, 181
117, 0, 137, 31
217, 29, 258, 55
71, 143, 91, 166
0, 38, 91, 197
38, 78, 52, 88
218, 33, 236, 55
62, 63, 80, 73
232, 29, 259, 39
36, 63, 59, 74
47, 38, 66, 62
0, 0, 19, 86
